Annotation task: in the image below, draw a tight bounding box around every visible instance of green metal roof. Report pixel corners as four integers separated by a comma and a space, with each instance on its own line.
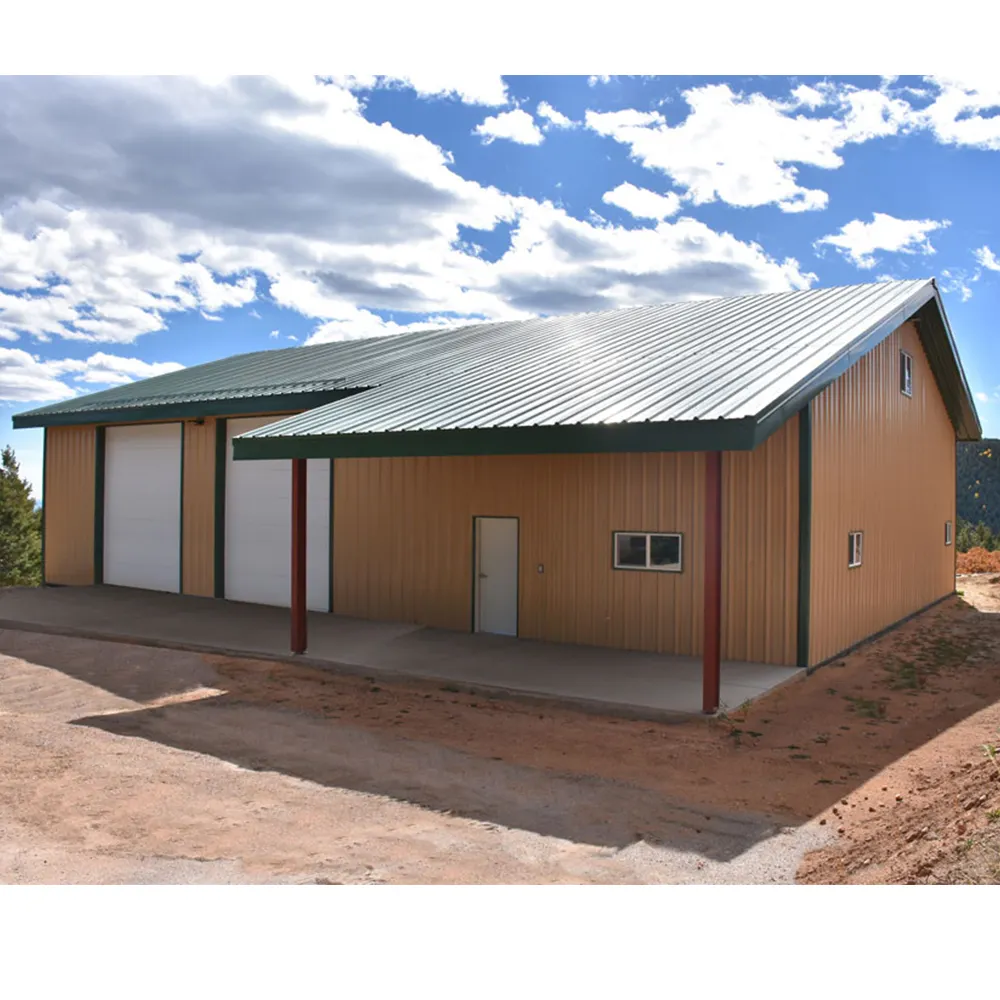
233, 278, 980, 458
11, 319, 505, 428
14, 279, 981, 457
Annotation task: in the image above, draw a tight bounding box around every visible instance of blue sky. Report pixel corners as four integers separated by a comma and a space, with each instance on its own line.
2, 73, 1000, 494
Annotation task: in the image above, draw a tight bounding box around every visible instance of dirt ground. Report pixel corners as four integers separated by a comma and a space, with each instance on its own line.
799, 574, 1000, 884
2, 576, 999, 884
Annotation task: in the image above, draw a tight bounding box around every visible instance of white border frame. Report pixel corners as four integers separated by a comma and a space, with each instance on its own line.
900, 349, 913, 397
848, 530, 864, 568
613, 531, 683, 573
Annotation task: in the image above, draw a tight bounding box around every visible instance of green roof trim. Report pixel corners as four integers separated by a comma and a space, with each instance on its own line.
232, 417, 763, 461
12, 389, 365, 429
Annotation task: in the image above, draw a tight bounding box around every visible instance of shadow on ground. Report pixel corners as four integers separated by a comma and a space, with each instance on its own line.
5, 587, 1000, 867
0, 625, 218, 703
71, 694, 780, 860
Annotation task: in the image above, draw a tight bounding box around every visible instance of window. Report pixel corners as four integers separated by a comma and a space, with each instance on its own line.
945, 520, 953, 546
900, 350, 913, 397
848, 531, 863, 568
613, 532, 682, 572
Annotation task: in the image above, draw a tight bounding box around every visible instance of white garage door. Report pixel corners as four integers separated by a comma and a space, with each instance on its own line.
104, 423, 182, 592
225, 417, 330, 611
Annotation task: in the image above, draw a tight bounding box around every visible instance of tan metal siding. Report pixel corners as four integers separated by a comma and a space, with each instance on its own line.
182, 418, 216, 597
44, 425, 96, 585
809, 321, 956, 665
42, 411, 299, 597
723, 416, 799, 665
334, 441, 799, 663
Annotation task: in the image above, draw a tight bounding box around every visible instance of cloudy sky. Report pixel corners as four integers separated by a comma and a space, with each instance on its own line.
2, 73, 1000, 493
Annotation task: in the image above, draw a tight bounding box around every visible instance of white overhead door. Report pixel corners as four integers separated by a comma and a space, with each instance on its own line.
225, 416, 330, 611
104, 423, 182, 592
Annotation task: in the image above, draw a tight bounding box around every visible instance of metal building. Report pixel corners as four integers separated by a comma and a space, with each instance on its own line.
15, 278, 980, 711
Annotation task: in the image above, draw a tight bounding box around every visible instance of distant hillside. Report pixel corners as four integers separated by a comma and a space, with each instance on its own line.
957, 439, 1000, 532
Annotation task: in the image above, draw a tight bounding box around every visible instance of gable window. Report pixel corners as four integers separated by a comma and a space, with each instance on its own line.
613, 532, 683, 572
900, 350, 913, 397
848, 531, 864, 569
945, 520, 953, 546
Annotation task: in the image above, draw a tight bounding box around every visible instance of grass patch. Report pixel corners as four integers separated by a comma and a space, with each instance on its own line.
844, 695, 888, 719
883, 656, 924, 691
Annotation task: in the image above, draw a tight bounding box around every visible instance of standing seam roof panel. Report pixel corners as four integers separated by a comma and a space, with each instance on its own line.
237, 279, 939, 440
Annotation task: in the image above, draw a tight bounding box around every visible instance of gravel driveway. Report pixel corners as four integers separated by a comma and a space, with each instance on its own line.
0, 628, 827, 884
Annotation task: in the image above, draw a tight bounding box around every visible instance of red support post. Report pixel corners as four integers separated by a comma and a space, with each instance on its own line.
290, 458, 307, 655
703, 451, 723, 714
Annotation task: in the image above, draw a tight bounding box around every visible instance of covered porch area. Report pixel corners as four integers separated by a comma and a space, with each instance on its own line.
0, 585, 802, 719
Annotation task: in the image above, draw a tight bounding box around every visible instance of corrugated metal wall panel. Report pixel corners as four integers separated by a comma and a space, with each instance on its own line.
182, 418, 216, 597
44, 425, 96, 585
333, 443, 798, 663
723, 417, 799, 665
809, 321, 956, 665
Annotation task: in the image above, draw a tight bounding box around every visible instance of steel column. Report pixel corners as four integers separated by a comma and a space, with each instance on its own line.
291, 458, 307, 654
703, 451, 723, 714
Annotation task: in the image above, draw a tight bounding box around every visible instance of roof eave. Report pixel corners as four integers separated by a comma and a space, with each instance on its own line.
11, 388, 368, 430
231, 417, 761, 461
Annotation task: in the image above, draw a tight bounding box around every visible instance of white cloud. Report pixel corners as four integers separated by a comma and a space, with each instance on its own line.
0, 76, 815, 354
269, 329, 280, 339
474, 108, 544, 146
588, 75, 612, 87
476, 197, 815, 316
0, 203, 262, 342
602, 182, 682, 220
815, 212, 949, 269
336, 74, 509, 106
249, 308, 261, 319
536, 101, 574, 128
974, 245, 1000, 271
60, 351, 185, 385
306, 311, 471, 346
0, 76, 512, 343
918, 77, 1000, 149
940, 267, 978, 302
199, 310, 223, 321
0, 348, 78, 401
0, 348, 182, 401
586, 81, 914, 213
791, 84, 829, 109
975, 391, 990, 403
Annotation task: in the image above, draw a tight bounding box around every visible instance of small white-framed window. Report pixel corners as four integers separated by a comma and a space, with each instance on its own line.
848, 531, 864, 569
900, 350, 913, 397
945, 520, 953, 546
613, 531, 683, 572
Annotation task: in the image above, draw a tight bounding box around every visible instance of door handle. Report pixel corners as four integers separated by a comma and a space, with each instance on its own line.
478, 572, 488, 579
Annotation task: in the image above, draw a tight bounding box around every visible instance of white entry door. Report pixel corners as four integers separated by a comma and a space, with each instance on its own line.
104, 423, 182, 592
225, 416, 330, 611
474, 517, 519, 636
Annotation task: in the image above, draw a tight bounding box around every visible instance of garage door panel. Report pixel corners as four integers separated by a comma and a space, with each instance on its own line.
225, 417, 329, 610
104, 424, 182, 593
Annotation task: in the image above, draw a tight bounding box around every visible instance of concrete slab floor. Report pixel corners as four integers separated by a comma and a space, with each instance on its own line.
0, 585, 803, 719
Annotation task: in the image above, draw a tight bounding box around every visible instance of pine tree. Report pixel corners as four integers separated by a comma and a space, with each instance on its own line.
0, 445, 42, 586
